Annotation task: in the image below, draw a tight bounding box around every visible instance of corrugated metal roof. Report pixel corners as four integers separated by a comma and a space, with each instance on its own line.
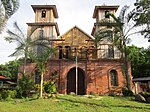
0, 76, 5, 79
132, 77, 150, 82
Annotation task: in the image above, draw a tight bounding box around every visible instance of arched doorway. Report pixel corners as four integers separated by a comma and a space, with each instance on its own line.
67, 67, 85, 95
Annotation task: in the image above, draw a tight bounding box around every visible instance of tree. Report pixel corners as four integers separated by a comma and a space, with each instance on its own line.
5, 22, 47, 74
95, 6, 141, 90
0, 59, 20, 80
134, 0, 150, 41
127, 45, 146, 77
17, 75, 34, 97
29, 47, 56, 98
0, 0, 19, 33
127, 45, 150, 78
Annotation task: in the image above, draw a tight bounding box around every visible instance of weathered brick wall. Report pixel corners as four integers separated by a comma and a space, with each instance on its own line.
20, 59, 133, 95
43, 59, 132, 95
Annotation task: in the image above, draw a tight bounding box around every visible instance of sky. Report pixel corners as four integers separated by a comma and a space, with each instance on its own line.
0, 0, 149, 64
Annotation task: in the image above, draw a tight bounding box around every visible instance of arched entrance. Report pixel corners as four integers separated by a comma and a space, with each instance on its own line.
67, 67, 85, 95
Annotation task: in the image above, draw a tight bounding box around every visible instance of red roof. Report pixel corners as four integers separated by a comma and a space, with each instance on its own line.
0, 76, 5, 79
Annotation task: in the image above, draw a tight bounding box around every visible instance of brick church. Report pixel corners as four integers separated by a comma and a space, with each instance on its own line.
23, 5, 133, 95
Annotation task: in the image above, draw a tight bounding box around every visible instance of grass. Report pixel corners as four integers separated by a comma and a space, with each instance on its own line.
0, 95, 150, 112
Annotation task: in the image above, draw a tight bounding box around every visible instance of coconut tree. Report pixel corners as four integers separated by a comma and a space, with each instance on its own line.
134, 0, 150, 41
29, 47, 56, 98
95, 5, 141, 90
5, 22, 48, 74
0, 0, 19, 33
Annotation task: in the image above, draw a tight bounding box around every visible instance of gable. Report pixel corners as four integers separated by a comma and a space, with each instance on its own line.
59, 26, 94, 46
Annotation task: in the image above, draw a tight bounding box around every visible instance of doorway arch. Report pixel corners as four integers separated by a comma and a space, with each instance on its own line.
67, 67, 85, 95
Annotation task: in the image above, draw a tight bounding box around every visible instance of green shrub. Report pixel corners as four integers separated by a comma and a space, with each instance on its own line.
0, 89, 17, 99
0, 90, 8, 99
44, 81, 56, 94
7, 90, 17, 98
34, 84, 41, 92
122, 87, 134, 96
17, 76, 34, 97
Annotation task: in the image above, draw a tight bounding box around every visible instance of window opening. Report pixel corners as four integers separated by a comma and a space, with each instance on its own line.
65, 46, 71, 59
105, 10, 110, 18
108, 45, 114, 58
41, 10, 46, 18
110, 70, 118, 86
59, 46, 63, 59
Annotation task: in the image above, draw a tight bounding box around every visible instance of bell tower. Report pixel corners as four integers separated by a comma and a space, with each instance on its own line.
91, 5, 121, 59
91, 5, 119, 36
27, 5, 60, 40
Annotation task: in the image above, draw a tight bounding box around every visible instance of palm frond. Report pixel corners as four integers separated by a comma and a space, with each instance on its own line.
0, 7, 7, 33
127, 9, 136, 23
31, 37, 51, 48
108, 13, 123, 30
11, 0, 20, 14
94, 29, 113, 47
13, 22, 25, 39
5, 29, 24, 43
119, 5, 129, 23
9, 45, 24, 57
27, 26, 42, 37
1, 0, 19, 19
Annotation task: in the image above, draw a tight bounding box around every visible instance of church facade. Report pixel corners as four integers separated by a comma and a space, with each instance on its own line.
24, 5, 133, 95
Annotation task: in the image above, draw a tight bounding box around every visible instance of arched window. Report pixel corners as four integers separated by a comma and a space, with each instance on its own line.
110, 70, 118, 86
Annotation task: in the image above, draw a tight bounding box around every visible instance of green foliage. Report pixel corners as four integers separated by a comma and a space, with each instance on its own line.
29, 47, 56, 97
7, 90, 17, 98
0, 90, 8, 99
0, 60, 20, 80
5, 22, 49, 74
122, 87, 134, 96
134, 0, 150, 39
94, 29, 113, 47
44, 81, 56, 94
0, 89, 17, 100
34, 84, 41, 93
127, 45, 150, 77
17, 76, 34, 97
0, 0, 19, 33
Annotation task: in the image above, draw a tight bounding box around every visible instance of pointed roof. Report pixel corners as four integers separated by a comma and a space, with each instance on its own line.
59, 26, 94, 40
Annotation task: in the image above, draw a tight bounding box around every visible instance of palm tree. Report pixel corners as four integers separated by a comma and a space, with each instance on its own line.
29, 47, 56, 98
134, 0, 150, 41
95, 5, 141, 90
0, 0, 19, 33
5, 22, 48, 74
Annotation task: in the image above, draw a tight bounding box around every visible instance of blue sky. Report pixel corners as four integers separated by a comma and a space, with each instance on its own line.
0, 0, 149, 64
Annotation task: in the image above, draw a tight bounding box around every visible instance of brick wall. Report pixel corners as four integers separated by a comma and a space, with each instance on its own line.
20, 59, 133, 95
